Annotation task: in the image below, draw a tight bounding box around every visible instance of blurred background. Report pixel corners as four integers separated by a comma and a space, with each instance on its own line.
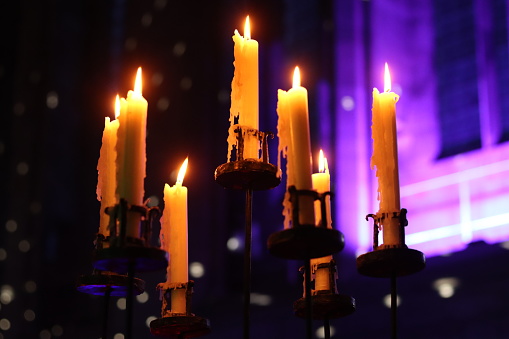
1, 0, 509, 338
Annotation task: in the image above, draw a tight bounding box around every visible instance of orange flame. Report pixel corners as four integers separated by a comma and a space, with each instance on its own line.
384, 62, 391, 92
134, 67, 143, 95
114, 94, 120, 119
244, 16, 251, 39
176, 157, 188, 185
318, 149, 329, 174
292, 66, 301, 88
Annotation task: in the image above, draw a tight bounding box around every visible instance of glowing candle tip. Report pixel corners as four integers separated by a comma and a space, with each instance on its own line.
384, 62, 391, 92
318, 149, 329, 174
134, 67, 143, 95
114, 94, 120, 119
292, 66, 301, 88
244, 16, 251, 40
176, 157, 189, 185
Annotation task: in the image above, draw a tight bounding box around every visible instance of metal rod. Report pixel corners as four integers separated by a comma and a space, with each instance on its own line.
324, 317, 331, 339
304, 259, 312, 339
126, 261, 135, 339
102, 285, 111, 339
391, 274, 397, 339
243, 188, 253, 339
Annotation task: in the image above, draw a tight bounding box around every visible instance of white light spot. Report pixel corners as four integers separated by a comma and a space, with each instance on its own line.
136, 292, 149, 303
145, 316, 157, 328
341, 96, 355, 111
13, 102, 25, 116
19, 240, 31, 253
40, 329, 51, 339
117, 298, 126, 310
151, 73, 164, 87
383, 293, 401, 308
250, 293, 272, 306
25, 281, 37, 293
146, 196, 160, 207
5, 220, 17, 233
17, 162, 29, 175
24, 309, 36, 321
0, 319, 11, 331
154, 0, 167, 10
499, 241, 509, 250
227, 237, 240, 251
113, 333, 125, 339
0, 249, 6, 261
189, 262, 205, 278
51, 325, 63, 337
1, 285, 15, 305
125, 38, 137, 51
157, 97, 170, 111
173, 42, 186, 57
46, 91, 59, 109
180, 77, 192, 91
30, 201, 42, 214
316, 324, 336, 339
433, 277, 460, 298
141, 13, 152, 27
217, 89, 229, 104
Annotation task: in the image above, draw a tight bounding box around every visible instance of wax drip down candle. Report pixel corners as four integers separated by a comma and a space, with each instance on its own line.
371, 63, 402, 247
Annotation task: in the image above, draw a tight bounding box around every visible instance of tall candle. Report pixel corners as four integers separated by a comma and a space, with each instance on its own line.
311, 150, 333, 291
116, 67, 148, 238
161, 158, 189, 314
277, 67, 314, 227
228, 16, 260, 161
96, 95, 120, 235
371, 63, 401, 246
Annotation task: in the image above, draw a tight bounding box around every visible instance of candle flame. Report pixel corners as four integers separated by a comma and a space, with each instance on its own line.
114, 94, 120, 119
134, 67, 143, 95
176, 157, 188, 185
244, 16, 251, 39
318, 149, 329, 174
292, 66, 301, 88
384, 62, 391, 92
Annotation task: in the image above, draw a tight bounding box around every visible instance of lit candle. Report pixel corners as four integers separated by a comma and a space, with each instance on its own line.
96, 95, 120, 235
161, 158, 189, 314
311, 149, 333, 291
116, 67, 148, 238
371, 63, 401, 246
277, 67, 314, 227
228, 15, 260, 161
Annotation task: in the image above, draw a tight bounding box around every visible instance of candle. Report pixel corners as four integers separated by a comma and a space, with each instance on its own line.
277, 67, 314, 227
311, 150, 333, 291
227, 15, 260, 161
96, 95, 120, 235
161, 158, 189, 314
116, 67, 148, 238
371, 63, 401, 246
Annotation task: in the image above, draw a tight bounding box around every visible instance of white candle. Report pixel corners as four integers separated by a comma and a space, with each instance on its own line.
277, 67, 314, 227
96, 95, 120, 235
161, 158, 189, 314
228, 16, 260, 161
311, 150, 333, 291
371, 63, 401, 246
116, 67, 148, 238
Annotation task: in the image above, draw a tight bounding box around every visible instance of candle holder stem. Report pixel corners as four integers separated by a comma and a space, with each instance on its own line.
243, 188, 253, 339
324, 317, 331, 339
304, 259, 312, 339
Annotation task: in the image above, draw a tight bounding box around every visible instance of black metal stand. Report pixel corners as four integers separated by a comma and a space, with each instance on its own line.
356, 209, 425, 339
215, 126, 281, 339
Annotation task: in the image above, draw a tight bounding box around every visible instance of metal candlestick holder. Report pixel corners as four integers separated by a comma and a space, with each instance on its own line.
293, 259, 355, 320
150, 281, 210, 338
215, 125, 281, 190
267, 186, 345, 260
356, 209, 425, 339
93, 199, 167, 273
215, 125, 281, 339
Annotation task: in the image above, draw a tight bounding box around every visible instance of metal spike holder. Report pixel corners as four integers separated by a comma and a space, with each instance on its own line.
293, 259, 355, 320
215, 125, 281, 339
267, 186, 344, 260
356, 209, 425, 339
150, 281, 211, 338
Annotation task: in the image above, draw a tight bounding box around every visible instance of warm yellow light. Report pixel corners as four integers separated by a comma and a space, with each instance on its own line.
176, 157, 188, 185
114, 94, 120, 119
134, 67, 143, 95
318, 149, 329, 174
292, 66, 301, 88
244, 16, 251, 40
384, 62, 391, 92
